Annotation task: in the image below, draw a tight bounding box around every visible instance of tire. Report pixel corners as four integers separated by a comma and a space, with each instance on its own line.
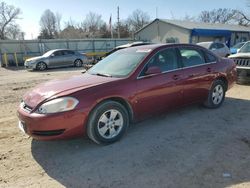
74, 59, 83, 67
87, 101, 129, 144
204, 80, 226, 108
36, 62, 47, 71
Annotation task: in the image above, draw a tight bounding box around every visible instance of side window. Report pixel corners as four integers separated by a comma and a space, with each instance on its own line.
141, 48, 178, 76
209, 43, 217, 50
205, 52, 217, 63
53, 51, 63, 56
217, 43, 225, 49
66, 50, 75, 55
179, 48, 206, 67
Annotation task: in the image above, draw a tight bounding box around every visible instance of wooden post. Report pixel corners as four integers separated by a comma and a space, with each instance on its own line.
3, 53, 8, 67
14, 53, 18, 67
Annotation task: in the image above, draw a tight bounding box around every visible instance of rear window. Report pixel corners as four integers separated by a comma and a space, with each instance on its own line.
205, 52, 217, 63
216, 43, 225, 49
179, 48, 206, 67
64, 50, 75, 55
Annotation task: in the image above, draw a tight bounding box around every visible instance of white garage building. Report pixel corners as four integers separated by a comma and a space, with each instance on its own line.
135, 19, 250, 46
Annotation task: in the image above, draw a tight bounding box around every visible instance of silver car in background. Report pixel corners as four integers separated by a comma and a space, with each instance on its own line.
197, 41, 231, 57
25, 49, 87, 71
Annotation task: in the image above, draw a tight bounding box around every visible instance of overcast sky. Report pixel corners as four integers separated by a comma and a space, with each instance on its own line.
6, 0, 249, 39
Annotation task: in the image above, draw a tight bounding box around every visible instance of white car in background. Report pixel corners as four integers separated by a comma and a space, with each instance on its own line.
197, 41, 231, 57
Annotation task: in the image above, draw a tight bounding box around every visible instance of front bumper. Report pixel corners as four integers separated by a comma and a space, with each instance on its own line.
17, 107, 87, 140
24, 62, 36, 69
237, 66, 250, 83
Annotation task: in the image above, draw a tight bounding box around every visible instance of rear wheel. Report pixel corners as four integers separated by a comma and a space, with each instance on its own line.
204, 80, 226, 108
74, 59, 83, 67
36, 62, 47, 71
87, 101, 129, 144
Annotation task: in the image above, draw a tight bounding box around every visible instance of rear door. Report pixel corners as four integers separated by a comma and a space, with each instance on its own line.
177, 47, 216, 105
135, 47, 185, 119
62, 50, 76, 66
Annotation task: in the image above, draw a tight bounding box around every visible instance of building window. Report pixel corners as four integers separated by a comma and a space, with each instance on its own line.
166, 37, 179, 43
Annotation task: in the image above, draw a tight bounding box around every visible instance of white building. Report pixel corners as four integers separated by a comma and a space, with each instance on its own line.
135, 19, 250, 46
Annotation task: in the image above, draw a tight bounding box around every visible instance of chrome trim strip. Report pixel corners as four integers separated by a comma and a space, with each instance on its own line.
137, 61, 217, 79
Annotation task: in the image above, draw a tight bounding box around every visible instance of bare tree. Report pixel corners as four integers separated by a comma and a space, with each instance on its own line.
82, 12, 104, 37
55, 12, 62, 32
39, 9, 60, 39
182, 14, 196, 22
59, 26, 85, 39
113, 21, 130, 38
127, 9, 150, 32
198, 8, 238, 24
0, 1, 21, 39
6, 24, 22, 39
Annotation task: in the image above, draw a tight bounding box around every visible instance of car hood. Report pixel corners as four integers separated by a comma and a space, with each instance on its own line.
23, 73, 120, 108
26, 56, 44, 61
229, 53, 250, 58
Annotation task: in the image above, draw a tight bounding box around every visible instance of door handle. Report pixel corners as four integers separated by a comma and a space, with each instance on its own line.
207, 67, 211, 72
189, 74, 195, 78
172, 74, 179, 80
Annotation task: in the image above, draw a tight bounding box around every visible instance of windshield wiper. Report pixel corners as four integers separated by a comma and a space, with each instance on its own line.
95, 73, 112, 77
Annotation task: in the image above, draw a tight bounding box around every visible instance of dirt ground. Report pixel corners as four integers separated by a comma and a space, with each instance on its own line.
0, 67, 250, 188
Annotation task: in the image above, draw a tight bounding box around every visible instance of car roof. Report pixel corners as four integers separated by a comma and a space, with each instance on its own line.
115, 42, 153, 49
197, 41, 226, 45
197, 42, 213, 45
48, 49, 75, 53
127, 43, 204, 50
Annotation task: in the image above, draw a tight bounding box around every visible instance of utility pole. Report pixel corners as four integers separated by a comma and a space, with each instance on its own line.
117, 6, 120, 39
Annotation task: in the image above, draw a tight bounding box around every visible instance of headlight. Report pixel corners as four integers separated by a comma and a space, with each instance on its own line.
37, 97, 79, 114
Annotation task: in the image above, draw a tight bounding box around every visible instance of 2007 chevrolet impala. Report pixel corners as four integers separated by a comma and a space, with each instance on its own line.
17, 44, 237, 144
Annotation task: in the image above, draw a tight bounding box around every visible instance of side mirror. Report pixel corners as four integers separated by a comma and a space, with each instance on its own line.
145, 66, 161, 75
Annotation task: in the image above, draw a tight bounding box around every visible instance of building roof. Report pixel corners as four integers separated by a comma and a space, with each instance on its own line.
136, 19, 250, 34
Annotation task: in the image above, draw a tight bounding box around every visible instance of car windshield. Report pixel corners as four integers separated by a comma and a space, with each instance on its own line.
88, 48, 150, 77
42, 50, 54, 57
232, 42, 245, 49
238, 42, 250, 53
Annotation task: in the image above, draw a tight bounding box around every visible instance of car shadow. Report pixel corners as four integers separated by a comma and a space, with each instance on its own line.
1, 66, 86, 72
1, 66, 25, 71
31, 97, 250, 188
29, 66, 86, 73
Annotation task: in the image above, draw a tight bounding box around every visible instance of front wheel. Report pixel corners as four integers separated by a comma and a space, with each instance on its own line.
204, 80, 226, 108
36, 62, 47, 71
87, 101, 129, 144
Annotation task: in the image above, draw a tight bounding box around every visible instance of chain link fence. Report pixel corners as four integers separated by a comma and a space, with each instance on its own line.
0, 38, 134, 66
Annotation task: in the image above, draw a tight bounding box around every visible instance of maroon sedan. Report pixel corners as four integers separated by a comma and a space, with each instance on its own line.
17, 44, 237, 144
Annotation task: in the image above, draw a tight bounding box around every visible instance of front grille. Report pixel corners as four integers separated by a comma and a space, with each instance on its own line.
32, 129, 65, 136
233, 58, 250, 67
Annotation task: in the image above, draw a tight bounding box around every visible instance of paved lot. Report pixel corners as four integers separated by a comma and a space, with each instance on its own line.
0, 67, 250, 188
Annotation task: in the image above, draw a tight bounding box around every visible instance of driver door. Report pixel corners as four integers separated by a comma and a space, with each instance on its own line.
134, 47, 184, 120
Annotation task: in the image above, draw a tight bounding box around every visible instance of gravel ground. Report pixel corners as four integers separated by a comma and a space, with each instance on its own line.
0, 67, 250, 188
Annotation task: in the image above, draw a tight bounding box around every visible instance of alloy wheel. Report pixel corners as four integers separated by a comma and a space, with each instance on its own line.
97, 109, 124, 139
212, 84, 224, 105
